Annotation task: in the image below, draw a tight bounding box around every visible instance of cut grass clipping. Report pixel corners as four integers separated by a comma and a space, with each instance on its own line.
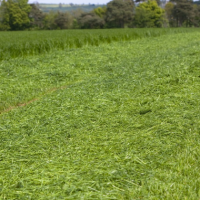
1, 29, 200, 199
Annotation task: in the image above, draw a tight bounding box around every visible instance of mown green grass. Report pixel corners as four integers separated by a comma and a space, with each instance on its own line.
1, 30, 200, 199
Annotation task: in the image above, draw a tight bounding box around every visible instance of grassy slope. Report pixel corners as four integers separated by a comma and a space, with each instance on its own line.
1, 31, 200, 199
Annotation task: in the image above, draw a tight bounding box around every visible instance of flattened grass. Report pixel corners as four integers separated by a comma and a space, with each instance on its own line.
1, 31, 200, 199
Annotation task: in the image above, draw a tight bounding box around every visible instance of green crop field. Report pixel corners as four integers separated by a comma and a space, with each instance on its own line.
1, 28, 200, 199
0, 28, 195, 62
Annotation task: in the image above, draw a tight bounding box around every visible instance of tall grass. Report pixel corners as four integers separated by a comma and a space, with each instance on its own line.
0, 28, 197, 61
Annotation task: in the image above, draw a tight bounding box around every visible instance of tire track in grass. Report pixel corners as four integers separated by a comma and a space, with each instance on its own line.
0, 85, 69, 115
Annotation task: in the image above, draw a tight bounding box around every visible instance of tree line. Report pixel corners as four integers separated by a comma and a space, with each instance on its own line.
0, 0, 200, 31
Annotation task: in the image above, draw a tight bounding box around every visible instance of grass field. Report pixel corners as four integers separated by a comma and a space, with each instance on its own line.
0, 28, 195, 62
1, 29, 200, 199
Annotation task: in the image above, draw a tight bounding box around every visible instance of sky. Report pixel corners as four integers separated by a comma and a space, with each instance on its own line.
28, 0, 110, 4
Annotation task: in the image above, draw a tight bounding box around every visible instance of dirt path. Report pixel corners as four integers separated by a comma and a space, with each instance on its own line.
0, 85, 68, 115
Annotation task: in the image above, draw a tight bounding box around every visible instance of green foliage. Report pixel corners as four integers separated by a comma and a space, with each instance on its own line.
54, 12, 73, 29
165, 0, 199, 27
134, 0, 165, 28
193, 4, 200, 26
43, 11, 57, 30
105, 0, 134, 28
0, 0, 11, 30
78, 12, 105, 29
165, 2, 175, 27
41, 11, 74, 30
172, 0, 195, 27
29, 4, 45, 29
0, 0, 31, 30
1, 29, 200, 199
93, 6, 107, 18
1, 0, 200, 30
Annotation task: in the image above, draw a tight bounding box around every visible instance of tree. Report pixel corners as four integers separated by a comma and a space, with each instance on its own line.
193, 4, 200, 26
0, 0, 31, 30
29, 3, 45, 29
105, 0, 134, 28
93, 6, 106, 18
71, 8, 83, 29
0, 0, 3, 21
165, 2, 175, 26
54, 12, 73, 29
0, 0, 10, 30
133, 0, 165, 27
78, 12, 105, 29
43, 11, 57, 30
171, 0, 195, 27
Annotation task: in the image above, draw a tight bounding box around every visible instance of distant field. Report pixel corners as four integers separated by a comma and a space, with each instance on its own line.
38, 3, 105, 13
1, 29, 200, 199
